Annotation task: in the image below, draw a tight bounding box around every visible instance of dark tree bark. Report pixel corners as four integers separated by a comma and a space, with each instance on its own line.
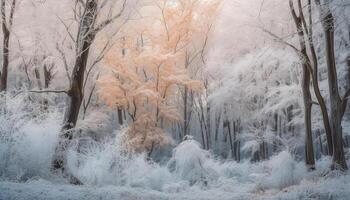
302, 0, 333, 155
259, 141, 268, 160
233, 121, 237, 160
224, 120, 234, 159
267, 0, 334, 156
214, 111, 221, 142
62, 1, 98, 132
183, 86, 190, 137
315, 0, 348, 170
0, 0, 16, 92
206, 103, 211, 149
117, 108, 124, 125
287, 105, 294, 134
44, 65, 54, 89
52, 1, 99, 179
200, 117, 206, 149
290, 0, 315, 170
34, 68, 42, 90
273, 113, 278, 152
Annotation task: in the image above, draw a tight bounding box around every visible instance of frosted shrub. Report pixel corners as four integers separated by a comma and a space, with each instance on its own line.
123, 155, 173, 191
168, 137, 213, 185
67, 131, 135, 186
67, 132, 174, 190
257, 151, 306, 190
0, 94, 61, 180
67, 138, 126, 186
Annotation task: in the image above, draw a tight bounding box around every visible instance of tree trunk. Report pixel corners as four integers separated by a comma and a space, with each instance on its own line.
117, 108, 124, 125
0, 0, 11, 92
305, 0, 333, 155
214, 112, 221, 141
0, 28, 9, 92
0, 0, 16, 92
273, 113, 278, 152
290, 0, 315, 170
303, 67, 315, 170
287, 105, 294, 134
206, 104, 211, 149
233, 121, 237, 161
200, 119, 206, 149
63, 0, 97, 131
53, 0, 98, 175
225, 120, 234, 159
237, 120, 241, 162
44, 65, 53, 88
183, 86, 188, 136
34, 68, 41, 89
315, 0, 348, 170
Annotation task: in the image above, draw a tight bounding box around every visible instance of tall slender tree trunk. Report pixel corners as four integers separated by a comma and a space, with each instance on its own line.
237, 120, 241, 162
0, 24, 9, 92
206, 104, 211, 149
315, 0, 348, 170
117, 108, 124, 125
290, 0, 315, 170
200, 119, 206, 149
53, 0, 98, 176
0, 0, 16, 92
273, 113, 278, 152
183, 86, 188, 136
226, 120, 234, 159
302, 65, 315, 170
63, 0, 97, 131
287, 105, 294, 134
214, 112, 221, 142
304, 0, 333, 155
233, 121, 237, 161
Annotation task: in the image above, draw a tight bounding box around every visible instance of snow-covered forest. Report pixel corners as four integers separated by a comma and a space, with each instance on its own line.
1, 0, 350, 199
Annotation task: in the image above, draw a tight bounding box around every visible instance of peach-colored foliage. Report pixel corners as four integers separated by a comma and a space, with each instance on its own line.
98, 0, 220, 153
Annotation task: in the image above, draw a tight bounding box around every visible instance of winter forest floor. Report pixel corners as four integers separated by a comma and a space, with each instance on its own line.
1, 103, 350, 199
1, 164, 350, 200
0, 96, 350, 200
1, 136, 350, 200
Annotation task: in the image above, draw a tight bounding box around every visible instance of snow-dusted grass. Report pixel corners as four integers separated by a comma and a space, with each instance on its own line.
0, 95, 350, 200
0, 94, 61, 181
1, 172, 350, 200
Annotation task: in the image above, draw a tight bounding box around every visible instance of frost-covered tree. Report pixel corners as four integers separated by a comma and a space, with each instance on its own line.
50, 0, 130, 182
209, 46, 303, 161
0, 0, 16, 92
98, 0, 219, 154
314, 0, 349, 170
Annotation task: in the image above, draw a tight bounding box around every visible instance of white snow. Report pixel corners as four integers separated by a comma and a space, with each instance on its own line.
1, 105, 349, 200
1, 164, 350, 200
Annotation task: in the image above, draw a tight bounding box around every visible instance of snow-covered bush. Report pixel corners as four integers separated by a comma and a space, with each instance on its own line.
67, 131, 174, 190
168, 137, 211, 185
0, 94, 342, 197
0, 94, 61, 181
256, 151, 306, 191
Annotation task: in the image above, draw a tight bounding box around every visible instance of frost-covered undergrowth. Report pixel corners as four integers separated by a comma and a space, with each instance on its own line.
0, 95, 350, 200
0, 94, 61, 181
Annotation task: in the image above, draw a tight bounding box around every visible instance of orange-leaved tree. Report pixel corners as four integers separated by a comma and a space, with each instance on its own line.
98, 0, 219, 154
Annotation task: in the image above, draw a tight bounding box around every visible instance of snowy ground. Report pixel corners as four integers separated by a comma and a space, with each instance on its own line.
1, 147, 350, 200
1, 102, 350, 200
0, 179, 252, 200
1, 172, 350, 200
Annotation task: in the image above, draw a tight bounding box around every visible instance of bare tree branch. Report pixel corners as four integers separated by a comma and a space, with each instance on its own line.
56, 43, 72, 85
93, 0, 127, 33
